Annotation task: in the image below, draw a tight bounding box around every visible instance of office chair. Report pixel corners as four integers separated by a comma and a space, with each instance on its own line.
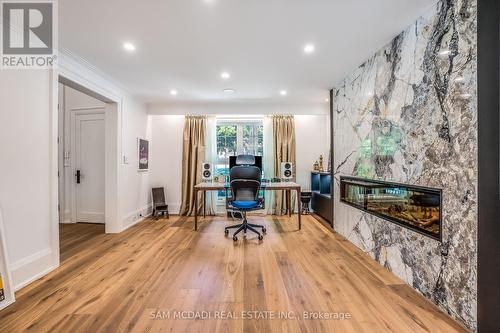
225, 156, 266, 241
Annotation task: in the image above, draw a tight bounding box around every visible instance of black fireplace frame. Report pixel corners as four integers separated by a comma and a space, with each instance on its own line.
339, 176, 443, 242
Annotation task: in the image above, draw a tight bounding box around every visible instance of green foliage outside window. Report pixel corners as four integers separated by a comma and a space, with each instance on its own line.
215, 122, 263, 200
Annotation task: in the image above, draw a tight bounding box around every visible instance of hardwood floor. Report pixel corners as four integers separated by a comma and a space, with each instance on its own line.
0, 215, 468, 332
59, 223, 105, 263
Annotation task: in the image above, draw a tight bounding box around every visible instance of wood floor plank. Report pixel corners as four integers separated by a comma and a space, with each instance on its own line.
0, 215, 470, 333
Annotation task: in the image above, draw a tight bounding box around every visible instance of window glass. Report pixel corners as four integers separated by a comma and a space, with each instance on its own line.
215, 121, 263, 202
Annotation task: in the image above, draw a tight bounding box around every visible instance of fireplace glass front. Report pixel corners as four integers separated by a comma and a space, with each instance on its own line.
340, 176, 442, 241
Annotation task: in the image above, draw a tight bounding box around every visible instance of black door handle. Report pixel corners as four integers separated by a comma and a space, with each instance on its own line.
76, 170, 81, 184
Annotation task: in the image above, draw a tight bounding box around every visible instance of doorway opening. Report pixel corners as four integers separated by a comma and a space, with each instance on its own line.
57, 77, 118, 262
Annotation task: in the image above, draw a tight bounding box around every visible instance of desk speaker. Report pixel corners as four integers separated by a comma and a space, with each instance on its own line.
281, 162, 293, 180
202, 162, 213, 181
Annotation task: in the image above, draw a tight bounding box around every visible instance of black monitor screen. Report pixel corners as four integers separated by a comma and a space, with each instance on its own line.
229, 155, 262, 172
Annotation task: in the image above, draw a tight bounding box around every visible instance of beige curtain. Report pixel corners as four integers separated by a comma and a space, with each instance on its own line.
272, 115, 296, 215
180, 116, 206, 216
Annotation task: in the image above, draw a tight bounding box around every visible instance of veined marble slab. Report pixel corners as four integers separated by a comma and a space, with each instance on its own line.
332, 0, 477, 330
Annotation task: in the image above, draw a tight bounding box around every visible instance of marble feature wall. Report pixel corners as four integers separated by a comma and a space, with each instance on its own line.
332, 0, 477, 330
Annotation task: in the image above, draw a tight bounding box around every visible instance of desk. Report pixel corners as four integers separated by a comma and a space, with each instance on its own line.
193, 182, 302, 231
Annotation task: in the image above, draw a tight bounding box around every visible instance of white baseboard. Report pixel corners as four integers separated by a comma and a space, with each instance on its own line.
77, 211, 105, 223
10, 248, 58, 291
168, 203, 181, 215
0, 298, 15, 311
122, 204, 152, 230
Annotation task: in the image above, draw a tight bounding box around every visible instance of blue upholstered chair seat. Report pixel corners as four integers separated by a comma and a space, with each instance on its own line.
231, 200, 259, 209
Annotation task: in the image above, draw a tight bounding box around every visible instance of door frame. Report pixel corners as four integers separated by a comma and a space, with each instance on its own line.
70, 108, 105, 223
49, 57, 125, 272
54, 75, 121, 235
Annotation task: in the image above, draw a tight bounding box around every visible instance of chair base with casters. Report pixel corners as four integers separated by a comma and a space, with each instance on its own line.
224, 200, 266, 241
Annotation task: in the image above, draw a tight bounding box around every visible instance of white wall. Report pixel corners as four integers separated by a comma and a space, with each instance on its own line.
149, 114, 330, 213
150, 115, 184, 214
295, 115, 330, 190
0, 70, 57, 289
120, 98, 153, 228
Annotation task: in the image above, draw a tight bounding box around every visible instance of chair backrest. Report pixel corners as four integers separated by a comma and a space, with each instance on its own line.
152, 187, 166, 205
236, 154, 255, 166
230, 166, 261, 202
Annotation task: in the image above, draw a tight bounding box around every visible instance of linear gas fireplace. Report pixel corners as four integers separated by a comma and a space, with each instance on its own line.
340, 176, 442, 241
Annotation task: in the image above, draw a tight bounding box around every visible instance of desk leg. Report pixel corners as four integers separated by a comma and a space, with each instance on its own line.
296, 188, 301, 230
287, 189, 292, 217
194, 189, 198, 231
203, 190, 206, 218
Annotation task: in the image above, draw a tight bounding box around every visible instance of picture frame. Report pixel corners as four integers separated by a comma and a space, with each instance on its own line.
137, 138, 149, 171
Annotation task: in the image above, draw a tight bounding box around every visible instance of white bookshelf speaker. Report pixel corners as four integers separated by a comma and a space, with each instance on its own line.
281, 162, 293, 180
201, 162, 213, 181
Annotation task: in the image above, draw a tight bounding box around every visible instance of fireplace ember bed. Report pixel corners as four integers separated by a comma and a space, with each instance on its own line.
340, 176, 442, 241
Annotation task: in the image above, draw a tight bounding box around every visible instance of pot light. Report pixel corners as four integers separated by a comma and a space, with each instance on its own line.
123, 42, 136, 52
221, 72, 230, 79
280, 90, 288, 96
325, 98, 329, 102
170, 89, 178, 96
304, 44, 315, 54
223, 88, 236, 94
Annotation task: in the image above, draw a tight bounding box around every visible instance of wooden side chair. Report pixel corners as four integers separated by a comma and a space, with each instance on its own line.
152, 187, 169, 219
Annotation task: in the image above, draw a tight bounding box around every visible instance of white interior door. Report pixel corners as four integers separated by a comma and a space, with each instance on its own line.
75, 113, 105, 223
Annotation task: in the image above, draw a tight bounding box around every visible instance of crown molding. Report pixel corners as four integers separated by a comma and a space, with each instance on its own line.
58, 46, 133, 97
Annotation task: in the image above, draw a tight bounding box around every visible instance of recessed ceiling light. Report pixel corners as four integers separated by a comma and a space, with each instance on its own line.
170, 89, 178, 96
304, 44, 315, 54
123, 42, 136, 52
223, 88, 236, 94
280, 90, 288, 96
325, 98, 329, 102
221, 72, 230, 79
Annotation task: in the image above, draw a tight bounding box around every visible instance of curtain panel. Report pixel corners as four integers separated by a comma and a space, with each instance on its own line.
180, 115, 206, 216
263, 116, 275, 214
204, 116, 218, 215
272, 115, 296, 215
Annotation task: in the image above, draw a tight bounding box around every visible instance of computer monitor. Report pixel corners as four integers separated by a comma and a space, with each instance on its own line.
229, 155, 262, 172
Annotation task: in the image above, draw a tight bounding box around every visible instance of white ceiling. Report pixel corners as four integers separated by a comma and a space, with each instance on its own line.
59, 0, 437, 106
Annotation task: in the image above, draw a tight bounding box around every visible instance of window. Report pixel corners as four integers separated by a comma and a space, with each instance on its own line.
214, 120, 263, 202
